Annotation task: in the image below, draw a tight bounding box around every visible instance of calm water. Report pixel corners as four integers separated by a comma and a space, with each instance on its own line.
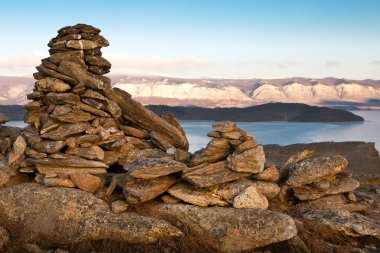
4, 110, 380, 153
181, 110, 380, 152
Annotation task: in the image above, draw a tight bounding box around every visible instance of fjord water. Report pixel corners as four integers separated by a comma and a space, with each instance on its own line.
4, 110, 380, 153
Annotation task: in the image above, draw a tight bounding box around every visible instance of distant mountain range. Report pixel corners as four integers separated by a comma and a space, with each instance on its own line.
1, 75, 380, 109
0, 103, 363, 122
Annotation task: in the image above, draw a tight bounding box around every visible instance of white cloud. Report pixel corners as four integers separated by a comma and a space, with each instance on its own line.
0, 52, 46, 68
325, 60, 339, 67
371, 60, 380, 66
104, 53, 213, 75
255, 59, 299, 68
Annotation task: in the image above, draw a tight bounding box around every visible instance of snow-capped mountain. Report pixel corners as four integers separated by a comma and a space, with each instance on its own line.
1, 75, 380, 109
114, 76, 380, 108
0, 76, 34, 105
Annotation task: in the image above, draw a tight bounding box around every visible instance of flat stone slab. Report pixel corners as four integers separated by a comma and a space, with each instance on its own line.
293, 175, 360, 200
167, 183, 227, 207
122, 175, 176, 203
182, 161, 250, 187
286, 155, 348, 187
126, 158, 187, 179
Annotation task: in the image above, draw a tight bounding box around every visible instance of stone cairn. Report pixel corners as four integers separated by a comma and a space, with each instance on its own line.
279, 149, 360, 208
6, 24, 359, 213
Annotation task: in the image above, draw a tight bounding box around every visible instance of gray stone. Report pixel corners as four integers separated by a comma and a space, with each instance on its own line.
286, 155, 348, 187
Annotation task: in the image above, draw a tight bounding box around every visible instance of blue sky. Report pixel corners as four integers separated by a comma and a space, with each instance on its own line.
1, 0, 380, 79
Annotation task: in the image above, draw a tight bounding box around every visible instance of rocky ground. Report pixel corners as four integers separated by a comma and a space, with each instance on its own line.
0, 24, 379, 253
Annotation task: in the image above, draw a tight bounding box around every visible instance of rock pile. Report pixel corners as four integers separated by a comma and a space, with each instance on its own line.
150, 121, 281, 209
16, 24, 189, 192
279, 149, 360, 207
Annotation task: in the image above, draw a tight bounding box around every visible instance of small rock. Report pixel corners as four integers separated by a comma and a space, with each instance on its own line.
8, 135, 27, 168
346, 192, 357, 202
233, 186, 269, 209
161, 194, 181, 204
70, 173, 103, 193
43, 177, 75, 187
191, 138, 232, 166
66, 39, 98, 50
255, 162, 279, 182
167, 183, 227, 207
123, 175, 176, 203
212, 121, 237, 132
234, 138, 259, 154
66, 145, 105, 161
227, 145, 265, 173
111, 200, 128, 213
37, 77, 71, 92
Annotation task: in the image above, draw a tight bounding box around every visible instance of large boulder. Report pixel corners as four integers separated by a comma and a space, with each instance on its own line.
0, 183, 182, 245
138, 203, 297, 253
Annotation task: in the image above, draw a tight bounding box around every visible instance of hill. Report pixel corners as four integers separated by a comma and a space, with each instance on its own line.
147, 103, 363, 122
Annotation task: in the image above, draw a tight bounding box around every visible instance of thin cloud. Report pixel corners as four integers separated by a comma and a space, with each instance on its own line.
371, 60, 380, 66
255, 59, 299, 68
106, 53, 213, 75
325, 60, 339, 67
0, 52, 46, 68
